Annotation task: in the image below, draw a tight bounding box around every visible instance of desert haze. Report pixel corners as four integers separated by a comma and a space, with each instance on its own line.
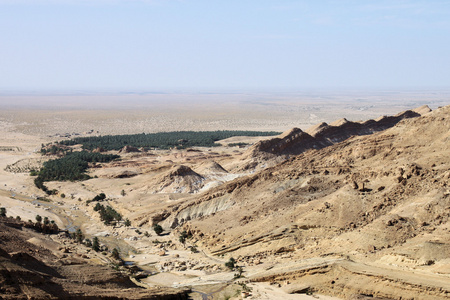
0, 92, 449, 300
0, 91, 448, 135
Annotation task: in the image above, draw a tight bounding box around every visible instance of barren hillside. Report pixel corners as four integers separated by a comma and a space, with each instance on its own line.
0, 218, 190, 299
157, 105, 450, 299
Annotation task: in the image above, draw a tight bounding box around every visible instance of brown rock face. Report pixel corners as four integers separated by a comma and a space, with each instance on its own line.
247, 106, 427, 158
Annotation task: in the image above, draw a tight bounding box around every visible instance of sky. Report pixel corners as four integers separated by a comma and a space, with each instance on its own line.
0, 0, 449, 92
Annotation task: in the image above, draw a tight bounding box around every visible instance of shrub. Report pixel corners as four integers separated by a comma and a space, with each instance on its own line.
75, 229, 84, 244
225, 257, 236, 270
94, 202, 102, 211
84, 238, 92, 247
179, 230, 192, 244
153, 224, 163, 236
93, 193, 106, 201
0, 207, 6, 217
112, 248, 120, 260
93, 203, 122, 225
92, 237, 100, 252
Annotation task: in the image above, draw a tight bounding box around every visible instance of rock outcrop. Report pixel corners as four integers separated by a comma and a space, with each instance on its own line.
246, 106, 428, 159
156, 165, 205, 193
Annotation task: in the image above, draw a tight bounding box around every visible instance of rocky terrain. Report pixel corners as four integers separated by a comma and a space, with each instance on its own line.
242, 105, 431, 170
0, 218, 190, 299
0, 102, 448, 299
157, 105, 449, 299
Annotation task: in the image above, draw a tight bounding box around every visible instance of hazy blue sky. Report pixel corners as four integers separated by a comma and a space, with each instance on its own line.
1, 0, 449, 92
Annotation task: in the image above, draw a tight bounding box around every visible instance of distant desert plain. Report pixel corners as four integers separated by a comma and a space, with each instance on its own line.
1, 90, 448, 136
0, 90, 449, 300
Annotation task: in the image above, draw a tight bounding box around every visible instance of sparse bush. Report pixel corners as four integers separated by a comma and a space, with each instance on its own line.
124, 219, 131, 227
0, 207, 6, 217
84, 238, 92, 247
75, 229, 84, 244
179, 235, 186, 244
92, 193, 106, 202
225, 257, 236, 270
112, 248, 120, 260
153, 224, 163, 236
35, 215, 42, 223
94, 202, 102, 211
179, 230, 191, 244
92, 237, 100, 252
45, 189, 58, 196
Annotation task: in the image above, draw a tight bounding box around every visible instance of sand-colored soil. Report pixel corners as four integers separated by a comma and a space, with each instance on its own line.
0, 96, 448, 299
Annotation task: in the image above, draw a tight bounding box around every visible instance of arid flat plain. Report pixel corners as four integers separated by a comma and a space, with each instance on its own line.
1, 90, 448, 137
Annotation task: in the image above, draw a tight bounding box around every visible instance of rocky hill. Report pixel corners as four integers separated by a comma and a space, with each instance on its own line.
155, 165, 205, 193
157, 105, 449, 299
245, 105, 430, 159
